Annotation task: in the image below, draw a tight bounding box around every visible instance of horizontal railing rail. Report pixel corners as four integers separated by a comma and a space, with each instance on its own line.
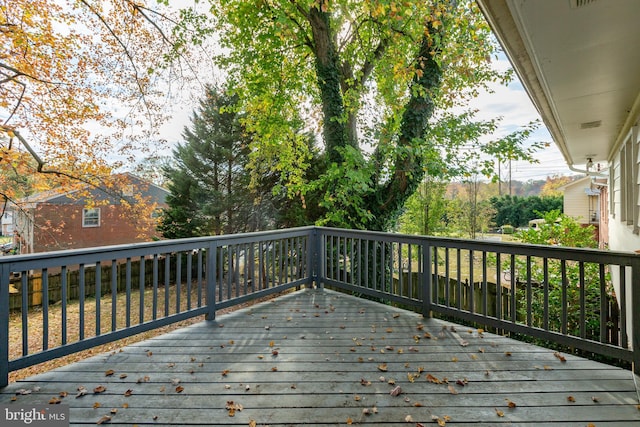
0, 227, 315, 387
1, 225, 638, 387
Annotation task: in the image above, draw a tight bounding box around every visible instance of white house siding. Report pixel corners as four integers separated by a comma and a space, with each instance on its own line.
562, 177, 596, 224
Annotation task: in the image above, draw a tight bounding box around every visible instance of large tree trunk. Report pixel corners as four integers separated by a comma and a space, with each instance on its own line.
367, 31, 442, 231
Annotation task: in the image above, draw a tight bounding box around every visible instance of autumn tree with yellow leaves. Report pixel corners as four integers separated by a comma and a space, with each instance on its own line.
1, 0, 212, 240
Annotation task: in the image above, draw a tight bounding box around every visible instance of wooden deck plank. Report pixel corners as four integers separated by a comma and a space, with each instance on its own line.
2, 288, 639, 426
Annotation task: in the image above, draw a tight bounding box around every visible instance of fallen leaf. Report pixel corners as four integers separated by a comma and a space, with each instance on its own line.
49, 397, 61, 404
567, 395, 575, 402
119, 374, 128, 379
506, 399, 516, 408
222, 369, 230, 376
404, 415, 414, 422
122, 403, 129, 408
105, 370, 115, 377
94, 386, 107, 394
271, 367, 278, 372
346, 417, 353, 425
159, 386, 166, 392
249, 421, 257, 427
76, 386, 88, 398
554, 352, 567, 362
495, 408, 504, 417
124, 389, 133, 397
110, 408, 118, 415
378, 363, 388, 372
354, 395, 361, 401
426, 374, 441, 384
171, 378, 181, 386
591, 396, 599, 403
389, 385, 402, 396
393, 313, 400, 318
504, 352, 512, 357
93, 402, 101, 409
447, 385, 458, 395
146, 351, 153, 357
59, 391, 68, 398
360, 378, 372, 386
96, 415, 111, 424
175, 386, 184, 393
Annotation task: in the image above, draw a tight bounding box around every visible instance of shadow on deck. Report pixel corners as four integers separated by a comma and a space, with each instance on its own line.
1, 288, 638, 426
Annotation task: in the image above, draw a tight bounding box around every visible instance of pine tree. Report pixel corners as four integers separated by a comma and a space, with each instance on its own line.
159, 87, 254, 237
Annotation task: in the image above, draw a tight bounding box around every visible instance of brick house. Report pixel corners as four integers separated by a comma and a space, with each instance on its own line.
12, 174, 169, 254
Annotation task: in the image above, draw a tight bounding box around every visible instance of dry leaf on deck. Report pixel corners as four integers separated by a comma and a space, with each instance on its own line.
553, 351, 567, 362
93, 402, 101, 409
378, 363, 388, 372
495, 408, 504, 417
389, 385, 402, 396
506, 399, 516, 408
94, 386, 107, 394
96, 415, 111, 424
567, 396, 575, 402
105, 370, 115, 377
447, 385, 458, 395
49, 397, 61, 404
175, 386, 184, 393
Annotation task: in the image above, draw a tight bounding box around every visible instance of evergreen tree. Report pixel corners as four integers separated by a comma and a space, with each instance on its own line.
159, 87, 254, 238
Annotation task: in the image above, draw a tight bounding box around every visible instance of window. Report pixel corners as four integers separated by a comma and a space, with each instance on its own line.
83, 208, 100, 227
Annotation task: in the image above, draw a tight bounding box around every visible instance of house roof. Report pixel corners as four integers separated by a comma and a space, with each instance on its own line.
16, 174, 169, 208
476, 0, 640, 171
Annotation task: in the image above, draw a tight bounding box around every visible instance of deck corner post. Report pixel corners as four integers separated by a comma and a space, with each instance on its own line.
205, 240, 218, 321
422, 241, 433, 318
312, 227, 324, 289
631, 258, 640, 376
0, 263, 10, 388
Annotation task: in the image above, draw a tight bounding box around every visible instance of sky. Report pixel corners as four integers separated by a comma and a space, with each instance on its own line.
468, 55, 575, 182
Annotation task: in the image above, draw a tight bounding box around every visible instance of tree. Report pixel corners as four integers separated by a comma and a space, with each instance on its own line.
210, 0, 544, 231
2, 1, 211, 222
398, 176, 448, 236
490, 194, 563, 228
160, 87, 256, 238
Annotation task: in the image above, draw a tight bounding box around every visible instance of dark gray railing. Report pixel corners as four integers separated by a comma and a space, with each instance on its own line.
316, 227, 640, 375
1, 226, 639, 387
0, 227, 313, 387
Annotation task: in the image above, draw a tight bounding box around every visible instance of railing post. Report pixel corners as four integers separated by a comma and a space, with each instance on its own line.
0, 263, 10, 387
206, 241, 218, 321
632, 257, 640, 376
422, 240, 432, 318
313, 228, 324, 289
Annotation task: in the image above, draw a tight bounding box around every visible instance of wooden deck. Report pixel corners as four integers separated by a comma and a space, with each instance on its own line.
1, 288, 639, 426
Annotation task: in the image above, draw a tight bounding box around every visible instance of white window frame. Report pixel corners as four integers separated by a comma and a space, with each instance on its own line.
83, 208, 101, 228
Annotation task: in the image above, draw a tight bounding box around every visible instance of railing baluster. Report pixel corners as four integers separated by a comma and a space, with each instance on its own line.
469, 250, 474, 314
21, 272, 28, 356
456, 249, 461, 310
152, 254, 158, 320
482, 252, 488, 316
42, 269, 48, 351
95, 262, 101, 336
561, 260, 568, 335
579, 261, 586, 339
110, 261, 117, 332
61, 265, 68, 345
176, 252, 181, 314
543, 257, 549, 331
496, 253, 502, 322
126, 258, 131, 328
139, 256, 145, 323
526, 256, 532, 327
619, 266, 628, 348
164, 253, 170, 317
80, 264, 86, 339
186, 251, 192, 310
510, 254, 516, 323
198, 249, 203, 306
599, 264, 607, 343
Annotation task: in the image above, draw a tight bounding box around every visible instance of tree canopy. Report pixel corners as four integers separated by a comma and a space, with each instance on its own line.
210, 0, 544, 231
1, 0, 211, 215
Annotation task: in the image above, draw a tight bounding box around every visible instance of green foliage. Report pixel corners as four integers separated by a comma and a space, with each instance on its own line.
398, 177, 448, 235
207, 0, 542, 231
490, 194, 563, 228
511, 211, 609, 339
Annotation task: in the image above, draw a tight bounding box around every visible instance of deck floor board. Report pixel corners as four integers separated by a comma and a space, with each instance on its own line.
2, 288, 639, 426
